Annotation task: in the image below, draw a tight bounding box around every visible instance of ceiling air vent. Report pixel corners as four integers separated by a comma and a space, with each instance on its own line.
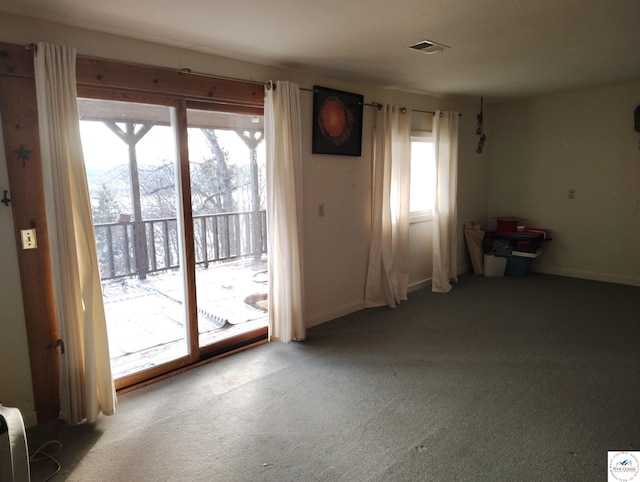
409, 39, 450, 54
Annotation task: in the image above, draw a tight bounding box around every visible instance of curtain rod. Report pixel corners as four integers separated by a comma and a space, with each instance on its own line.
295, 85, 432, 115
26, 44, 459, 117
24, 43, 266, 88
292, 84, 460, 116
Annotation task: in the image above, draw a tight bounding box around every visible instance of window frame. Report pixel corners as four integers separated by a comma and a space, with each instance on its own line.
76, 62, 268, 390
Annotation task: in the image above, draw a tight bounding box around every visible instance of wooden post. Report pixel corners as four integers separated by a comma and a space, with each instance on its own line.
104, 121, 152, 279
238, 131, 264, 257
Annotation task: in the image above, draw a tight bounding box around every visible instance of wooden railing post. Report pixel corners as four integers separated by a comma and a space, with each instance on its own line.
201, 217, 208, 268
105, 226, 115, 278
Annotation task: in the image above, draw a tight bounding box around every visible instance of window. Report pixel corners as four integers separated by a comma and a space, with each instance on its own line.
410, 132, 435, 223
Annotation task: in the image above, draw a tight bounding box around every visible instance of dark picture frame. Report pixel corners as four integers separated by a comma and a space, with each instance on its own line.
312, 85, 364, 156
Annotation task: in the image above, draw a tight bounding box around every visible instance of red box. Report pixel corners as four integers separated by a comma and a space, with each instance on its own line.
496, 219, 517, 232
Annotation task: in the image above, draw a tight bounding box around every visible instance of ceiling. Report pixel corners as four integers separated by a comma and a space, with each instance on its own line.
2, 0, 640, 102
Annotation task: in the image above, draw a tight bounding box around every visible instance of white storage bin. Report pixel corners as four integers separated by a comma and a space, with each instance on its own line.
484, 255, 507, 277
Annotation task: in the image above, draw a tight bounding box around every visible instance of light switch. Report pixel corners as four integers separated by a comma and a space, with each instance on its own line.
20, 228, 37, 249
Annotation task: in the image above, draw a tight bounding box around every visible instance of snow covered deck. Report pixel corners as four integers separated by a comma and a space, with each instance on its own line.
102, 257, 268, 379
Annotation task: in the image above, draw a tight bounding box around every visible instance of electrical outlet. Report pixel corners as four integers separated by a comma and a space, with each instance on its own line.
20, 228, 37, 249
568, 189, 576, 200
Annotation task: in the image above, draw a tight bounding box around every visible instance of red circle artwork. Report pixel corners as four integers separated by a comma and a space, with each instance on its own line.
319, 95, 353, 146
321, 99, 346, 136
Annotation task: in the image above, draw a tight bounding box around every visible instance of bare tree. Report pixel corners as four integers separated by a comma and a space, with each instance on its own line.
201, 129, 236, 214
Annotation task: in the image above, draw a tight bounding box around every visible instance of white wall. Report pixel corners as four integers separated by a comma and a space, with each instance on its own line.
487, 82, 640, 285
0, 13, 485, 422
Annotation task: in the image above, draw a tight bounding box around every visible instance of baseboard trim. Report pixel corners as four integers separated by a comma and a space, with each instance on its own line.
534, 265, 640, 287
307, 266, 472, 328
409, 278, 431, 292
306, 300, 365, 328
408, 262, 470, 293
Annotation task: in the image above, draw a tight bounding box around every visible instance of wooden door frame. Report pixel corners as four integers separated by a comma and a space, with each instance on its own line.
0, 72, 61, 424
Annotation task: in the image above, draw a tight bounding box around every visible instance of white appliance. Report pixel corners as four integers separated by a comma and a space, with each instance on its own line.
0, 404, 30, 482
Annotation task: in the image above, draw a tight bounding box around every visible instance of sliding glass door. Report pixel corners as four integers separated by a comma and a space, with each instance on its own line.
186, 107, 268, 353
79, 98, 191, 381
79, 97, 267, 388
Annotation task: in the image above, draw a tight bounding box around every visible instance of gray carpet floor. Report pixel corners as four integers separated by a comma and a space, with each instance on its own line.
27, 273, 640, 481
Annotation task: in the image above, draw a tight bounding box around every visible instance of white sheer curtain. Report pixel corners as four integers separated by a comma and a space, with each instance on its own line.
365, 105, 411, 308
35, 42, 115, 423
431, 110, 459, 293
264, 81, 305, 342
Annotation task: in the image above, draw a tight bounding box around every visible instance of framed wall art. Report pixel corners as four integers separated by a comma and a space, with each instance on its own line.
312, 85, 364, 156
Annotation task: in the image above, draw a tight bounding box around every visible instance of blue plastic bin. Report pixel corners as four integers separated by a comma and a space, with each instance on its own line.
496, 254, 531, 276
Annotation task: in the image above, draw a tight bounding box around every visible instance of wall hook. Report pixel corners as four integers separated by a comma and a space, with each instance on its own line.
476, 96, 486, 154
1, 190, 11, 207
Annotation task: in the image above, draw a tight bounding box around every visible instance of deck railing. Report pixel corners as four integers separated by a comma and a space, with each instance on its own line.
94, 210, 267, 280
